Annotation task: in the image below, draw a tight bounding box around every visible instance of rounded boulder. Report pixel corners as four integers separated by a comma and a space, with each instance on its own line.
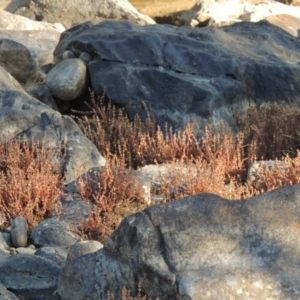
10, 216, 28, 248
46, 58, 88, 101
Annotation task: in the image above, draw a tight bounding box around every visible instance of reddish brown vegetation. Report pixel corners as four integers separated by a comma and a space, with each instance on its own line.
0, 96, 298, 300
0, 139, 63, 228
77, 160, 145, 242
0, 94, 300, 245
70, 96, 300, 242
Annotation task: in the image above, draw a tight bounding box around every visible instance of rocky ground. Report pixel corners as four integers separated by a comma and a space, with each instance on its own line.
0, 0, 300, 299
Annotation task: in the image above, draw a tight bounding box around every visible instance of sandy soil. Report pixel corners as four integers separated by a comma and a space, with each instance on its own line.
128, 0, 197, 17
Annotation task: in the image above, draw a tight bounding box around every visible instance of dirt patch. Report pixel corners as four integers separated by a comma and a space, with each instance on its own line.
128, 0, 197, 18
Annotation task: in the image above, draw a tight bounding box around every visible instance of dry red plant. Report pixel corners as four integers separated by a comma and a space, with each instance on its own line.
74, 95, 300, 234
239, 103, 300, 161
0, 97, 293, 299
1, 94, 298, 246
0, 139, 63, 228
77, 156, 146, 242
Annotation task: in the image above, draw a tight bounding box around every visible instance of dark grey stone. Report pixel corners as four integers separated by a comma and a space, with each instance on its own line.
0, 254, 60, 292
25, 83, 58, 111
30, 218, 81, 248
0, 38, 38, 84
35, 246, 68, 267
53, 19, 300, 133
10, 216, 28, 247
58, 183, 300, 300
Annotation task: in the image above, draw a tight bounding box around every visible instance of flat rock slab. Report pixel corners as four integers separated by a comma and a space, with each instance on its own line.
0, 254, 60, 292
58, 183, 300, 299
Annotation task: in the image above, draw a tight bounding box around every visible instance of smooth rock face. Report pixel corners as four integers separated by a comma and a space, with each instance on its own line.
30, 218, 81, 248
0, 254, 60, 292
46, 58, 88, 101
0, 28, 62, 66
19, 0, 155, 29
0, 10, 64, 32
0, 66, 106, 184
58, 195, 92, 227
0, 281, 19, 300
0, 29, 61, 67
25, 82, 58, 111
35, 246, 68, 267
265, 14, 300, 37
58, 183, 300, 299
16, 246, 36, 255
88, 60, 245, 129
179, 0, 300, 27
0, 10, 63, 66
10, 216, 28, 247
54, 19, 300, 132
0, 38, 38, 84
66, 240, 103, 263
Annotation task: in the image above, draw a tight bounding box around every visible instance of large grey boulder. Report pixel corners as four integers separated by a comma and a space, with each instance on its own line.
179, 0, 300, 27
15, 0, 155, 29
58, 183, 300, 299
0, 66, 106, 184
53, 19, 300, 132
0, 254, 60, 292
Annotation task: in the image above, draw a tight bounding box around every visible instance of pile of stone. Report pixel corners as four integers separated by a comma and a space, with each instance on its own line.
0, 0, 300, 299
0, 216, 103, 299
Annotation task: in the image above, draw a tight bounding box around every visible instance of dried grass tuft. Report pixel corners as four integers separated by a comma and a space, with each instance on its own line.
0, 139, 63, 228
